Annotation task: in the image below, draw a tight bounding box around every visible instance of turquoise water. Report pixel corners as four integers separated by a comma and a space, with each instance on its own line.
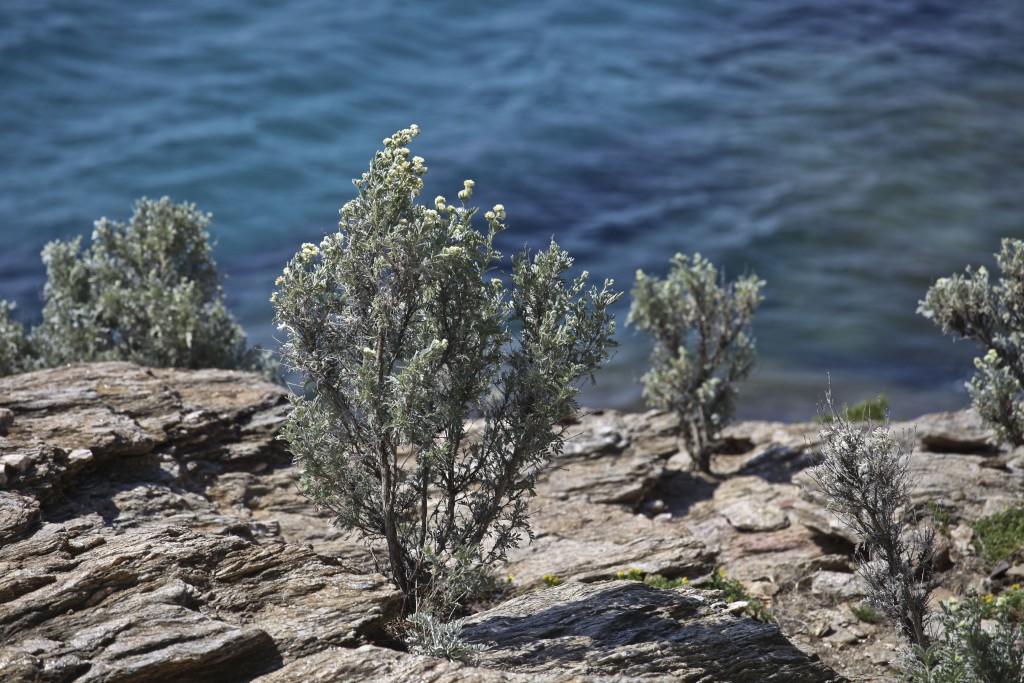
2, 1, 1023, 420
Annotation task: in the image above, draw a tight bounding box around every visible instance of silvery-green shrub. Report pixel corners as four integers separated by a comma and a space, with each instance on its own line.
0, 300, 35, 376
271, 125, 620, 613
405, 610, 486, 664
806, 390, 936, 653
918, 238, 1024, 446
902, 593, 1024, 683
30, 197, 263, 373
628, 252, 763, 474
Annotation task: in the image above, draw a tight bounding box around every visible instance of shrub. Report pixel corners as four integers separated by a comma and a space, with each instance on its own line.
805, 389, 936, 651
29, 197, 268, 374
850, 601, 882, 624
902, 593, 1024, 683
918, 238, 1024, 446
972, 506, 1024, 570
628, 253, 764, 474
0, 300, 35, 376
405, 610, 486, 664
271, 125, 620, 615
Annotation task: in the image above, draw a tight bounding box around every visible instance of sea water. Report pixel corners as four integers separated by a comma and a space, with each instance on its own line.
2, 0, 1023, 420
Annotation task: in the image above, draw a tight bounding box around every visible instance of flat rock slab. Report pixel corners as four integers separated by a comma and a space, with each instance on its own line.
253, 645, 597, 683
462, 581, 843, 682
503, 498, 714, 587
539, 410, 679, 504
0, 362, 292, 505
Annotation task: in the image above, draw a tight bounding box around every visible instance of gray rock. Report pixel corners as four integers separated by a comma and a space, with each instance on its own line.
0, 363, 400, 682
5, 363, 1014, 683
0, 490, 39, 545
462, 581, 843, 682
539, 410, 675, 504
0, 522, 402, 680
909, 409, 994, 452
721, 499, 790, 532
253, 645, 595, 683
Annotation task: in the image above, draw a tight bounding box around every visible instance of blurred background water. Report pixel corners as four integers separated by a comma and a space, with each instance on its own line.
2, 0, 1023, 421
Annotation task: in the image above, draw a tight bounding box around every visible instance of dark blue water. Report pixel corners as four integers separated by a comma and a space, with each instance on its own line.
2, 1, 1023, 420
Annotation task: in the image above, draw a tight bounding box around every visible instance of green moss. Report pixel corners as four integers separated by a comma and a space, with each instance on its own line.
972, 507, 1024, 569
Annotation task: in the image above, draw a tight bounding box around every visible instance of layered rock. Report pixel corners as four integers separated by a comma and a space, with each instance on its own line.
0, 363, 402, 682
5, 362, 1017, 682
462, 580, 841, 682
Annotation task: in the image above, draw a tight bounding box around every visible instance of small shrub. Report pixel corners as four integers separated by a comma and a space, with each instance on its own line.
902, 593, 1024, 683
628, 252, 764, 474
972, 506, 1024, 570
806, 389, 936, 651
703, 567, 773, 622
815, 393, 889, 424
991, 584, 1024, 623
616, 567, 647, 582
851, 601, 882, 624
272, 126, 620, 615
405, 610, 486, 664
29, 197, 267, 374
644, 574, 689, 590
918, 238, 1024, 446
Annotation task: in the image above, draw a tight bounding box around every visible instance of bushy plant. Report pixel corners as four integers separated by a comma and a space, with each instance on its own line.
628, 253, 763, 474
903, 593, 1024, 683
405, 610, 486, 664
0, 300, 35, 376
806, 390, 936, 651
918, 238, 1024, 446
29, 197, 267, 373
272, 125, 620, 615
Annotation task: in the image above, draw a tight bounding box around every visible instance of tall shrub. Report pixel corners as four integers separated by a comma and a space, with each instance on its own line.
628, 252, 763, 474
918, 238, 1024, 446
806, 390, 936, 652
272, 125, 620, 613
31, 197, 258, 372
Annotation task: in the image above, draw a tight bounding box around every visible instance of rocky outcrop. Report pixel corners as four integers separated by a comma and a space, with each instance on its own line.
0, 522, 399, 682
4, 363, 1019, 682
0, 363, 403, 682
